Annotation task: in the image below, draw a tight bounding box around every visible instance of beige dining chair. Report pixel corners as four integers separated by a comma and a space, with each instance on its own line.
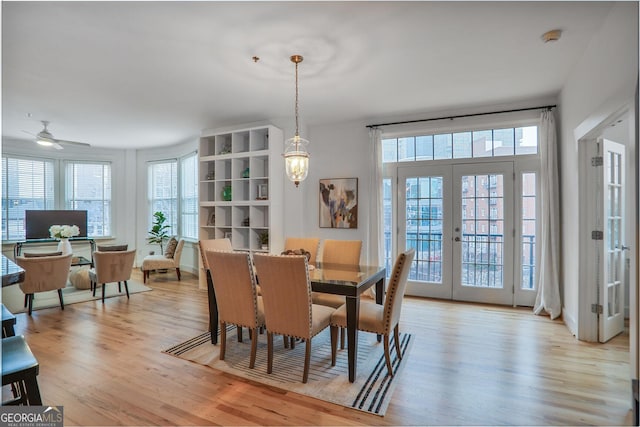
316, 239, 363, 347
198, 238, 233, 270
16, 253, 73, 316
253, 253, 337, 383
205, 250, 264, 369
330, 248, 415, 376
89, 249, 136, 303
284, 237, 320, 267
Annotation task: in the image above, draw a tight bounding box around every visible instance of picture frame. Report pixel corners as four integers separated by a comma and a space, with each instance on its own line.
319, 178, 358, 228
207, 211, 216, 226
257, 184, 268, 200
224, 231, 232, 239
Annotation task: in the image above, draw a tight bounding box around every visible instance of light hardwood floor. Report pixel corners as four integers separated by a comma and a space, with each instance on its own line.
5, 270, 633, 426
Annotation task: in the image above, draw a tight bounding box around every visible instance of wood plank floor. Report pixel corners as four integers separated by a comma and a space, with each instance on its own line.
5, 270, 633, 426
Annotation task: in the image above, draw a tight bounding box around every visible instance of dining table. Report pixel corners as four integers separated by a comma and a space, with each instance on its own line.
206, 261, 386, 383
1, 254, 25, 287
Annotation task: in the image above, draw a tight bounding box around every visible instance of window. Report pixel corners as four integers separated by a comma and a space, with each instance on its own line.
180, 152, 198, 239
382, 125, 538, 163
148, 160, 178, 235
66, 161, 112, 237
2, 156, 55, 240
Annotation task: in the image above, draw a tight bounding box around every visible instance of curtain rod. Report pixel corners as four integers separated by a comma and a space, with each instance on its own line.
366, 104, 556, 129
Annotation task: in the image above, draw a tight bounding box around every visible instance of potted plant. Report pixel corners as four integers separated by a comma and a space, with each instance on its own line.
258, 230, 269, 250
148, 211, 170, 254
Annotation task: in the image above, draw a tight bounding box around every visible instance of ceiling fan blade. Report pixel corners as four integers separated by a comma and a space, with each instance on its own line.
54, 139, 91, 148
22, 130, 37, 137
53, 142, 64, 150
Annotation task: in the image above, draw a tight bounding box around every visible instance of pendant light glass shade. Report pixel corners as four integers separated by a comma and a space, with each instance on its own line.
284, 54, 310, 187
284, 135, 309, 187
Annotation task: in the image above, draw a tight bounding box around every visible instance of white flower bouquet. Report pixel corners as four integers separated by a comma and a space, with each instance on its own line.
49, 224, 80, 239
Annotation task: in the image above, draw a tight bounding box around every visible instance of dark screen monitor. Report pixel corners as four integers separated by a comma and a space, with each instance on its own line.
25, 210, 88, 240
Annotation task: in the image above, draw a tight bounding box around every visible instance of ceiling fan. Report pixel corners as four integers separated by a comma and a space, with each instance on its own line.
23, 120, 91, 150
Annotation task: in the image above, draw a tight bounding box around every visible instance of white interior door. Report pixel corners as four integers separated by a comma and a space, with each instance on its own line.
398, 161, 515, 305
452, 162, 515, 305
599, 138, 626, 342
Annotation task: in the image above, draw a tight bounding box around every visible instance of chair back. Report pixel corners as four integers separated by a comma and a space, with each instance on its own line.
205, 250, 262, 329
198, 238, 232, 269
322, 239, 362, 266
171, 239, 185, 267
383, 248, 415, 333
253, 254, 312, 340
16, 254, 73, 294
92, 249, 136, 284
284, 237, 320, 266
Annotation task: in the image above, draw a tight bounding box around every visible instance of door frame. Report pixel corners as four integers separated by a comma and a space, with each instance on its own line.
576, 99, 636, 343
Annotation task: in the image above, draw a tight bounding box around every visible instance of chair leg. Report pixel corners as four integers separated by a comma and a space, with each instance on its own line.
340, 327, 346, 350
23, 373, 42, 405
118, 282, 122, 292
302, 339, 312, 383
290, 336, 295, 349
176, 267, 181, 281
394, 324, 402, 360
383, 334, 393, 377
283, 335, 289, 348
102, 282, 106, 303
23, 294, 28, 308
27, 294, 34, 316
219, 321, 227, 360
249, 327, 258, 369
143, 270, 148, 283
330, 326, 338, 366
267, 332, 273, 374
57, 289, 64, 310
237, 326, 243, 342
123, 281, 130, 299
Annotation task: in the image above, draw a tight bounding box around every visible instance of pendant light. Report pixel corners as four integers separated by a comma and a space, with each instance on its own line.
283, 54, 310, 187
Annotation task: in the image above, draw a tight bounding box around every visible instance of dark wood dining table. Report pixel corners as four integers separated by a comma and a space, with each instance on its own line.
206, 261, 386, 383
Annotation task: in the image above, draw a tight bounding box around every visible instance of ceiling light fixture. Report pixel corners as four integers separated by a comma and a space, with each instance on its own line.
283, 54, 310, 188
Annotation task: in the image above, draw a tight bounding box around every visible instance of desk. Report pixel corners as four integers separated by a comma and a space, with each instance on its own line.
206, 262, 386, 383
1, 255, 25, 287
14, 238, 96, 266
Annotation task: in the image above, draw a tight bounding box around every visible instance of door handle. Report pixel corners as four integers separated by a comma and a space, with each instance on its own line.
454, 237, 461, 242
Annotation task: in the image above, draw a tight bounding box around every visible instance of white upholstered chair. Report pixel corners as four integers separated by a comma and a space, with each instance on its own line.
142, 239, 184, 283
89, 249, 136, 303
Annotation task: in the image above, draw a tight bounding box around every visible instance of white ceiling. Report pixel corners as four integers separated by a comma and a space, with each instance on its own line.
2, 1, 614, 150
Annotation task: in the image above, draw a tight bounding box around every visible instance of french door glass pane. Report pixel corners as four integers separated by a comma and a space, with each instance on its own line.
383, 178, 393, 275
521, 172, 536, 290
605, 150, 623, 318
406, 176, 443, 283
460, 174, 504, 288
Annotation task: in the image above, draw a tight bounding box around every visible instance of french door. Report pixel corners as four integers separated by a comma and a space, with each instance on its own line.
398, 161, 517, 305
598, 139, 626, 342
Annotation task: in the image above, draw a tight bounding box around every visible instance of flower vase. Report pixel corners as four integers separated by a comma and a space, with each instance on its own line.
57, 238, 72, 255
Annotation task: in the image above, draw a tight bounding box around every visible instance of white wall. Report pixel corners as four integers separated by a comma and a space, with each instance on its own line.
558, 1, 638, 338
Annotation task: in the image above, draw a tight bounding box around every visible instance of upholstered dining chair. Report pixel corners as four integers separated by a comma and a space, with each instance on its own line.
198, 238, 233, 270
205, 250, 264, 369
89, 249, 136, 303
16, 253, 73, 315
142, 238, 184, 283
253, 253, 337, 383
315, 239, 363, 347
330, 248, 415, 377
284, 237, 320, 267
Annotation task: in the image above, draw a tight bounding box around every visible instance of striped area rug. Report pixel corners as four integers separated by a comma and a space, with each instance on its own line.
163, 326, 412, 416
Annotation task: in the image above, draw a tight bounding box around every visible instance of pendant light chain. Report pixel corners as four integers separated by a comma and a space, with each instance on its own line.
294, 59, 300, 138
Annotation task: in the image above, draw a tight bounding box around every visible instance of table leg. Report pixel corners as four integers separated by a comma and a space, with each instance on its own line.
376, 276, 384, 342
346, 295, 360, 383
206, 270, 219, 345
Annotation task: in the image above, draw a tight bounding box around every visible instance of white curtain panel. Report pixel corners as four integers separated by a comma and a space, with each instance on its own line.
367, 127, 383, 266
533, 110, 562, 319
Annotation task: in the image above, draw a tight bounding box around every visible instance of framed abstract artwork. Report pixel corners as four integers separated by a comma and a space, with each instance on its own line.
319, 178, 358, 228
